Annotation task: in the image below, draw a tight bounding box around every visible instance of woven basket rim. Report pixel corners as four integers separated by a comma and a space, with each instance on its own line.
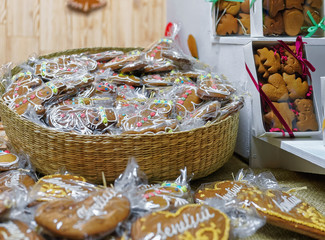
0, 99, 236, 138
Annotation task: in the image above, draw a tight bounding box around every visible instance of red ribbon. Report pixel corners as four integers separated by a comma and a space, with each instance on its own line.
278, 36, 315, 79
245, 64, 295, 138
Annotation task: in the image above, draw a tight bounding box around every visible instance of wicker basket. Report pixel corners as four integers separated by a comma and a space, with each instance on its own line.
0, 48, 240, 184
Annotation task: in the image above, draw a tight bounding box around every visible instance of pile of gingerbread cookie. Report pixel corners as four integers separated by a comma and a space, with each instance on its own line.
216, 0, 251, 36
253, 43, 318, 133
263, 0, 323, 36
0, 152, 324, 239
1, 37, 243, 135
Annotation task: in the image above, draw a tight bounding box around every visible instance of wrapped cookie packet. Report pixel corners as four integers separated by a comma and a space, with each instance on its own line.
194, 168, 325, 239
245, 37, 320, 137
0, 28, 243, 136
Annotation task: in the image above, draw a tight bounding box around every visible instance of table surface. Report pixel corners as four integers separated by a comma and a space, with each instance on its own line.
192, 155, 325, 240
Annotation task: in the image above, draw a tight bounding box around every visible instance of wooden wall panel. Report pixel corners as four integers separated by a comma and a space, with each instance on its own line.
1, 0, 166, 65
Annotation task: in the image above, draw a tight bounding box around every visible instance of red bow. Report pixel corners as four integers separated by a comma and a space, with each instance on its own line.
278, 36, 315, 79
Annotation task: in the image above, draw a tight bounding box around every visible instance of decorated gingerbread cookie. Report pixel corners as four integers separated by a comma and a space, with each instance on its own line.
191, 101, 221, 120
139, 182, 190, 212
261, 73, 289, 102
48, 105, 117, 134
144, 37, 174, 62
87, 50, 124, 62
147, 99, 174, 118
0, 151, 19, 171
101, 50, 142, 71
30, 174, 98, 202
175, 86, 202, 119
197, 74, 235, 100
161, 50, 192, 70
131, 204, 230, 240
35, 188, 130, 239
144, 60, 176, 73
264, 102, 296, 130
107, 72, 142, 86
119, 60, 147, 74
2, 71, 43, 104
0, 220, 44, 240
294, 99, 318, 131
0, 170, 35, 194
142, 74, 174, 87
122, 114, 178, 134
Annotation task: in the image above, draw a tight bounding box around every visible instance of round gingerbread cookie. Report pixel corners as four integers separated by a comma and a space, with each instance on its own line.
35, 188, 130, 239
0, 152, 19, 171
0, 170, 35, 194
0, 220, 44, 240
131, 204, 230, 240
30, 174, 98, 202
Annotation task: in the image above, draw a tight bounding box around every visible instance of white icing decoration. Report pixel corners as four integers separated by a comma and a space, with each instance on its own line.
0, 221, 28, 240
214, 183, 243, 201
41, 177, 91, 198
76, 189, 116, 220
272, 195, 302, 213
155, 207, 215, 239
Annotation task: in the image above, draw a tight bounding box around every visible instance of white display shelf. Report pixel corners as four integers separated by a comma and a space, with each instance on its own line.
211, 37, 325, 45
251, 136, 325, 174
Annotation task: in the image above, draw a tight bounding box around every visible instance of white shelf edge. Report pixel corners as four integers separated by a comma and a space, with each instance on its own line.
258, 136, 325, 169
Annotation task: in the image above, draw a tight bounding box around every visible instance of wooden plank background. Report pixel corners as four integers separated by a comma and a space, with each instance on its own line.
0, 0, 166, 65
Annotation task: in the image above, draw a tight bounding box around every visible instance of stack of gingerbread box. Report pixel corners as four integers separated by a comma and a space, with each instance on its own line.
167, 0, 325, 173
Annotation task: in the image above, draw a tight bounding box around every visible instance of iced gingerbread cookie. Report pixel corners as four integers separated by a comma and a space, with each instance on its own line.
101, 50, 142, 71
30, 174, 98, 202
144, 60, 176, 73
147, 99, 174, 118
0, 220, 44, 240
119, 60, 147, 74
13, 74, 94, 115
175, 86, 202, 118
2, 71, 42, 104
144, 38, 174, 61
191, 101, 221, 120
0, 170, 35, 193
262, 73, 289, 102
294, 99, 318, 131
67, 0, 107, 13
282, 73, 308, 100
35, 188, 130, 239
197, 74, 235, 100
142, 74, 174, 87
131, 204, 230, 240
122, 113, 178, 134
264, 102, 295, 130
139, 182, 190, 212
107, 72, 142, 86
87, 50, 124, 62
0, 152, 19, 171
161, 50, 192, 70
48, 105, 116, 134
